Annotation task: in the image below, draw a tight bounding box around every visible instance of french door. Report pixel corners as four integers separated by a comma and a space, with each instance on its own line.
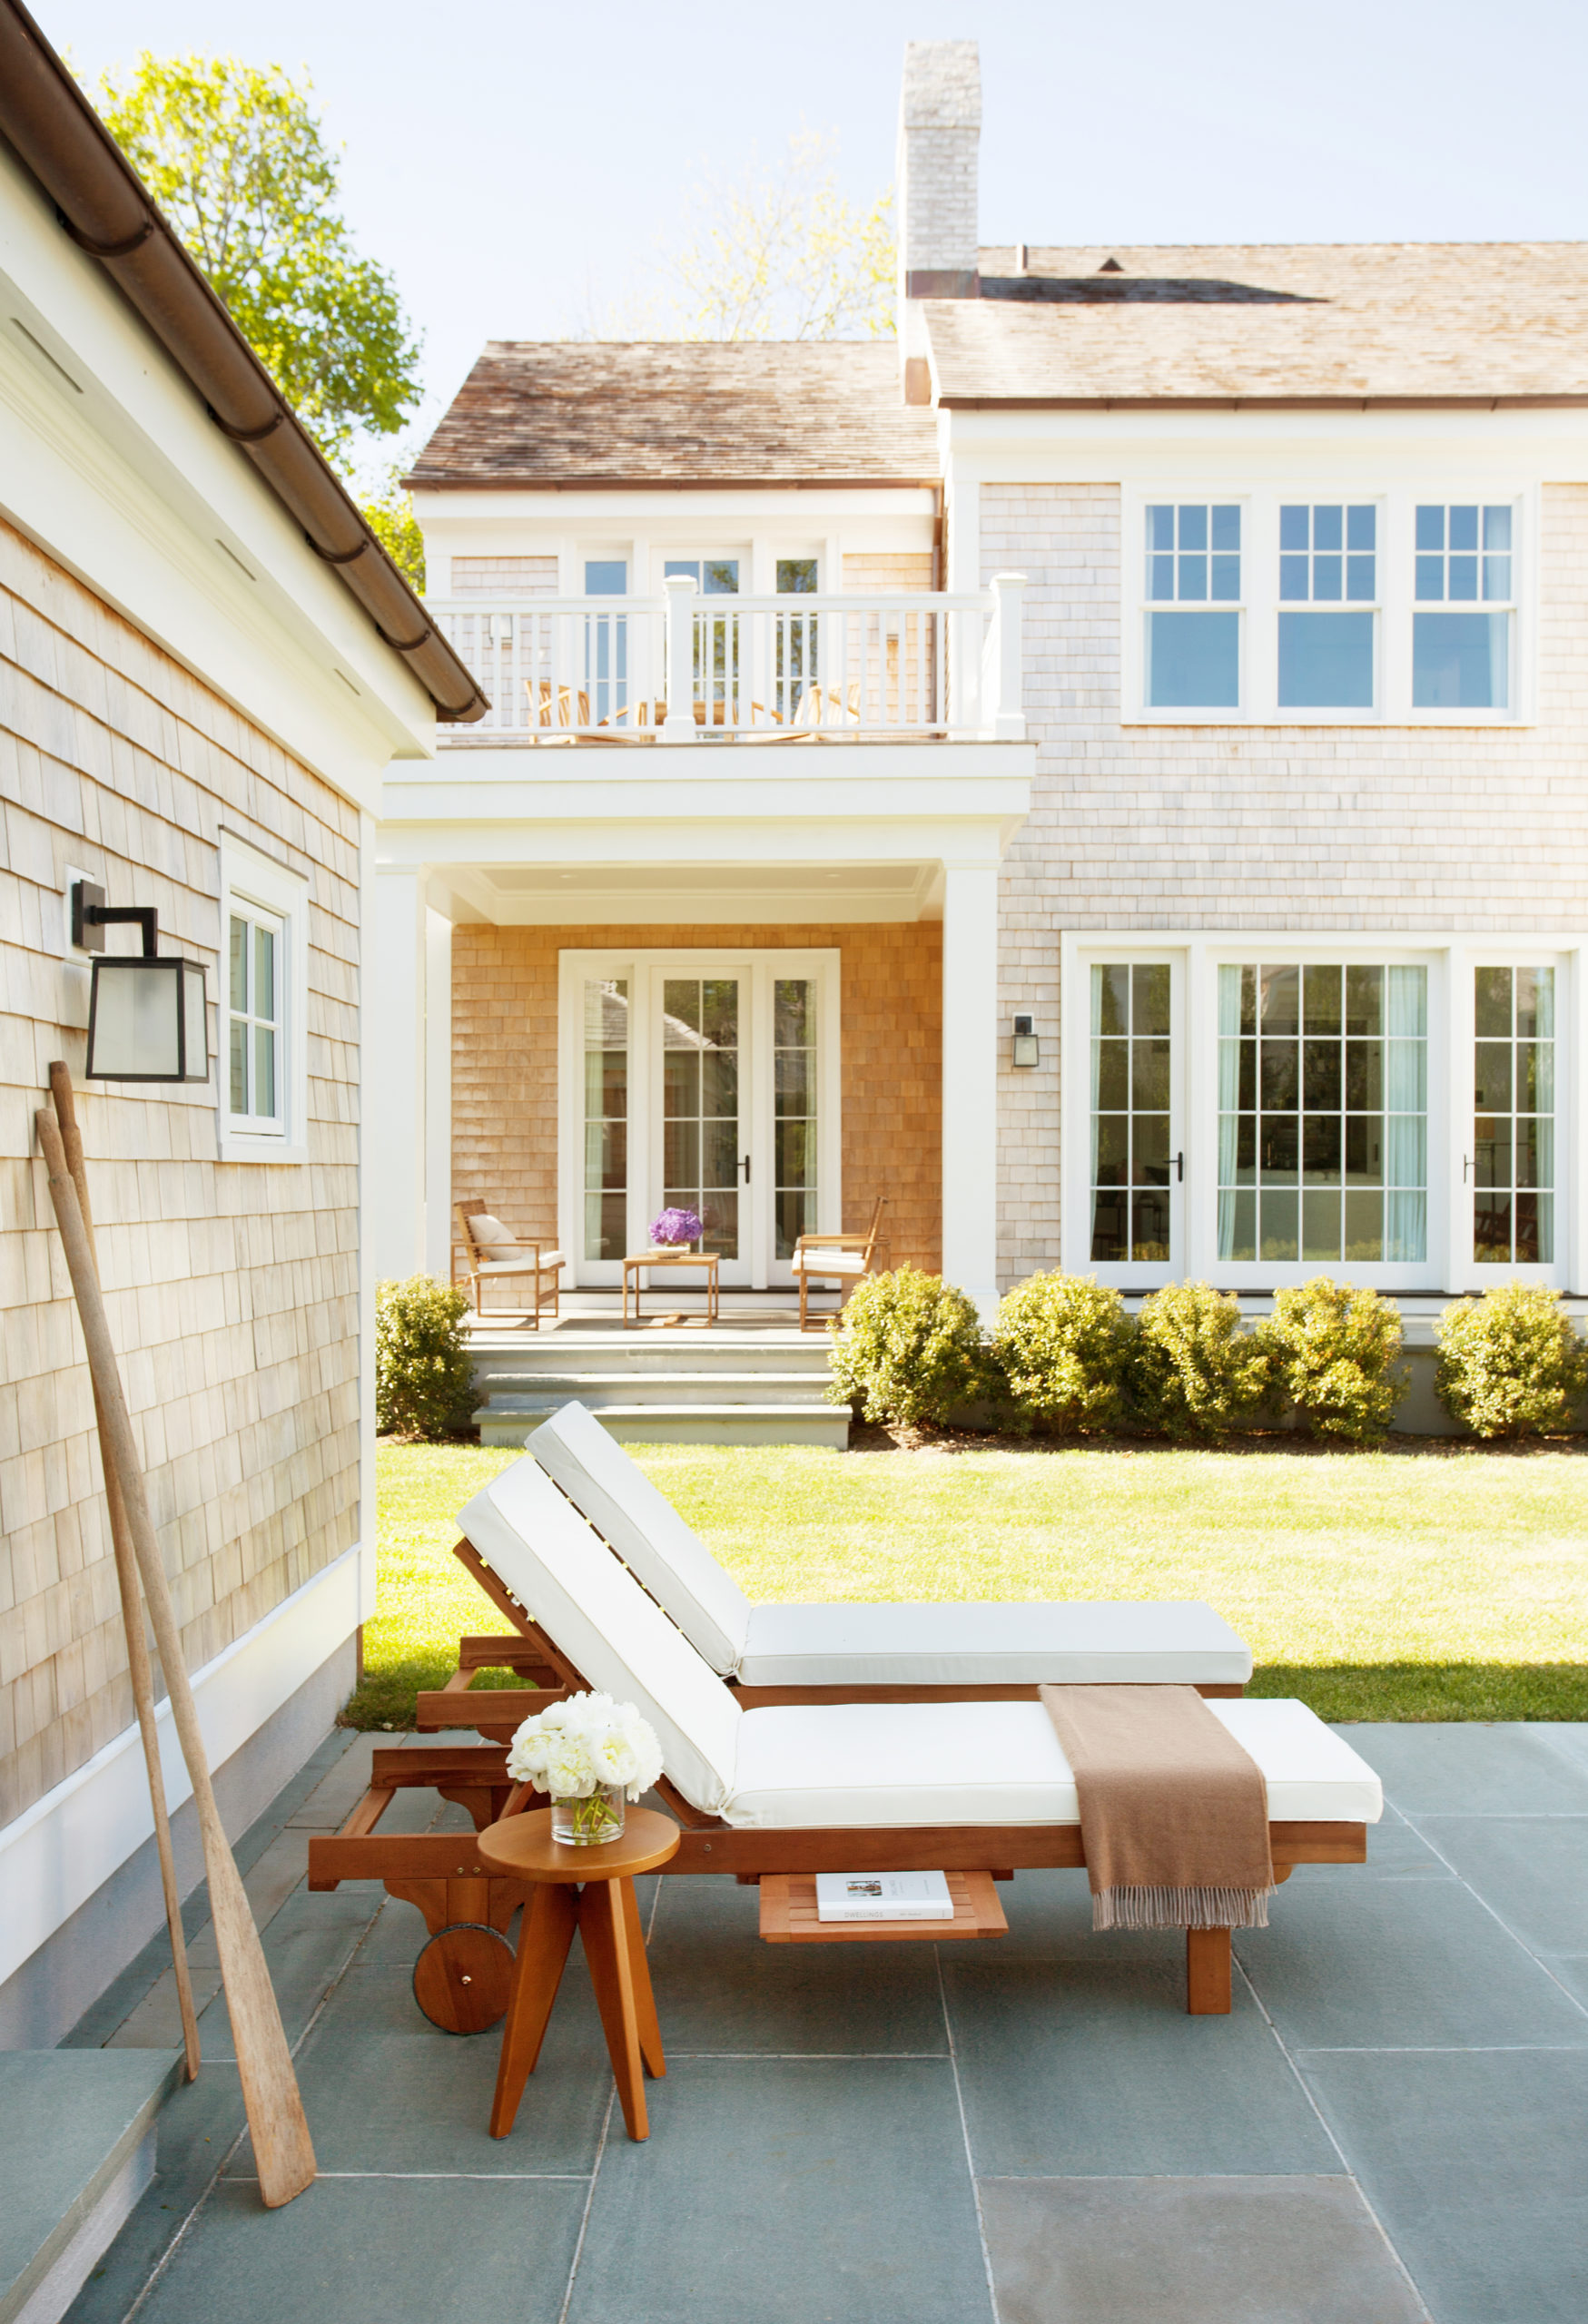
559, 950, 839, 1288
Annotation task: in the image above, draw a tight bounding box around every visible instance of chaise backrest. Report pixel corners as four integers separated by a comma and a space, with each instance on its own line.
529, 1403, 752, 1674
459, 1455, 741, 1814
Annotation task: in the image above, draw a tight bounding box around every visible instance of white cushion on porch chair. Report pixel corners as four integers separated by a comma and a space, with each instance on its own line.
789, 1249, 866, 1275
528, 1402, 1253, 1687
458, 1457, 1382, 1829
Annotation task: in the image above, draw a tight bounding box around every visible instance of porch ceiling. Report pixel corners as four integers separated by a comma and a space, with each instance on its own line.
441, 857, 942, 923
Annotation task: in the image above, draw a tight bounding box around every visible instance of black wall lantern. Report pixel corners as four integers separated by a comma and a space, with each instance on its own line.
75, 882, 209, 1083
1011, 1012, 1041, 1068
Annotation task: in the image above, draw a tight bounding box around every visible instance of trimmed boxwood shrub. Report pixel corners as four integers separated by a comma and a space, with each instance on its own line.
1435, 1284, 1588, 1439
825, 1265, 991, 1428
991, 1272, 1135, 1434
1130, 1280, 1271, 1439
1255, 1276, 1405, 1444
375, 1275, 478, 1440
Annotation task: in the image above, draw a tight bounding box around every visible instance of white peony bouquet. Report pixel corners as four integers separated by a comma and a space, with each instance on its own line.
507, 1692, 664, 1805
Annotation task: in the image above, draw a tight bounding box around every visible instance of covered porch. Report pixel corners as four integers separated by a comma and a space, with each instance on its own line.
370, 740, 1034, 1332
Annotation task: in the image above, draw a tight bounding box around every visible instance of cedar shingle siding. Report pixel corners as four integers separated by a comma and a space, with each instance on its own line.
0, 517, 362, 1829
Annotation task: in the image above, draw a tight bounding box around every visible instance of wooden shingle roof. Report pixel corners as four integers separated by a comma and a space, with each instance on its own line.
933, 244, 1588, 406
408, 340, 941, 488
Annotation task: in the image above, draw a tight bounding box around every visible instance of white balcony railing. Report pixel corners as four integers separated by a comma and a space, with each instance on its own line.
429, 573, 1026, 743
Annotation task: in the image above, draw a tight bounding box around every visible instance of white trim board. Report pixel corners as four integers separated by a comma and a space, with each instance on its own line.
0, 1542, 362, 1993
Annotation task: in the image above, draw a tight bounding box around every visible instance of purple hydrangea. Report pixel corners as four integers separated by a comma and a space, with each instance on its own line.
649, 1206, 704, 1247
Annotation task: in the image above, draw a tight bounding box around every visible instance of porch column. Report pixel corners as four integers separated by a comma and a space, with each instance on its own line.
941, 859, 1001, 1325
370, 871, 428, 1281
423, 909, 453, 1279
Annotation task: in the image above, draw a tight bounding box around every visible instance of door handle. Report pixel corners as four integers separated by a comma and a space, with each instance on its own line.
741, 1153, 752, 1184
1174, 1152, 1184, 1183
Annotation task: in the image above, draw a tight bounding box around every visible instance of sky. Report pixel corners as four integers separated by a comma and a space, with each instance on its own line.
45, 0, 1588, 456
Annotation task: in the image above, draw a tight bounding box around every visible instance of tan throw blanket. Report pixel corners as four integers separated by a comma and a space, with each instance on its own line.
1041, 1684, 1276, 1932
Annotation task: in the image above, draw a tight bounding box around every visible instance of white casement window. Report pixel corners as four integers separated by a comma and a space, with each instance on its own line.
1070, 937, 1581, 1287
217, 834, 310, 1163
1470, 963, 1560, 1269
1125, 491, 1526, 724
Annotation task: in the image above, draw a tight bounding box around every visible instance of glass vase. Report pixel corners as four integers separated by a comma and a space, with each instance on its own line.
550, 1785, 626, 1847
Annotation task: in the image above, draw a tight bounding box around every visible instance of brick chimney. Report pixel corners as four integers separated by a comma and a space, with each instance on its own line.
896, 40, 981, 402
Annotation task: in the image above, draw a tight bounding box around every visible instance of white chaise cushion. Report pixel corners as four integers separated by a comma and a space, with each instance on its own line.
529, 1403, 752, 1672
722, 1697, 1383, 1830
459, 1456, 741, 1815
737, 1601, 1253, 1688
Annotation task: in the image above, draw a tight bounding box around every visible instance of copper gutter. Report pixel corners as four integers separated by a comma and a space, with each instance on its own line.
0, 0, 487, 721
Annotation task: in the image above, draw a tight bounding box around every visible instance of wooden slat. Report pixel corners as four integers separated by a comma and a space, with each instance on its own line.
415, 1686, 573, 1732
339, 1787, 396, 1840
761, 1870, 1007, 1944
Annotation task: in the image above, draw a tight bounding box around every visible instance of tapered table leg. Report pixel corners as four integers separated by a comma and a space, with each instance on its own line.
619, 1876, 666, 2079
579, 1877, 649, 2139
490, 1882, 578, 2136
1186, 1925, 1232, 2014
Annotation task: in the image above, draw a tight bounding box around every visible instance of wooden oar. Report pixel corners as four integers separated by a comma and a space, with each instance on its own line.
48, 1065, 200, 2082
35, 1106, 315, 2209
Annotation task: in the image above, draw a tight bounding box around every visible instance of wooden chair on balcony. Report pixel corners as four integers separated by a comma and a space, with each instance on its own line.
790, 1196, 887, 1331
456, 1201, 564, 1327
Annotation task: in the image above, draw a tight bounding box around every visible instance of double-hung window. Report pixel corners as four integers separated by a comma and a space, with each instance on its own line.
218, 835, 309, 1162
1144, 504, 1241, 708
1278, 505, 1377, 708
1129, 491, 1524, 721
1413, 504, 1513, 709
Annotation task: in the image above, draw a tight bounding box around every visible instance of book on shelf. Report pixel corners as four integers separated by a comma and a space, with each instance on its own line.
814, 1871, 954, 1922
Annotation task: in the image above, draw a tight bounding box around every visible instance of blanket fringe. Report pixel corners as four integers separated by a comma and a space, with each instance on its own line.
1091, 1882, 1274, 1932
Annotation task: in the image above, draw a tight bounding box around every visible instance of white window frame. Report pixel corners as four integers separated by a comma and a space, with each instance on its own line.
1060, 940, 1189, 1288
1063, 932, 1588, 1293
217, 833, 310, 1164
1447, 940, 1579, 1291
1121, 487, 1533, 727
557, 948, 842, 1289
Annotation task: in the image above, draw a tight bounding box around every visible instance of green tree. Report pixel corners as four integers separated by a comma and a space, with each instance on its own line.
357, 460, 425, 591
582, 130, 894, 342
95, 54, 423, 469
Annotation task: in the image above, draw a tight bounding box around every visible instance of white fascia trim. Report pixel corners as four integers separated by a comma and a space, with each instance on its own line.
377, 812, 1029, 874
0, 152, 431, 796
0, 1541, 361, 1991
215, 833, 312, 1163
942, 403, 1588, 465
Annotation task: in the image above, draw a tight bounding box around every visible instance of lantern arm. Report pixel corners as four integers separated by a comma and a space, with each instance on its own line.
83, 904, 158, 958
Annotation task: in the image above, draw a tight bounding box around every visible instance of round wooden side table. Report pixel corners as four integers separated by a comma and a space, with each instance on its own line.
477, 1806, 680, 2142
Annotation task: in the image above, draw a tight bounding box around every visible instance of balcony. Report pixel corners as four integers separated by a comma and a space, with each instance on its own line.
429, 571, 1027, 745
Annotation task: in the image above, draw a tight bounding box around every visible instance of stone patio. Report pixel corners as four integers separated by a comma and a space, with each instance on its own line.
56, 1723, 1588, 2324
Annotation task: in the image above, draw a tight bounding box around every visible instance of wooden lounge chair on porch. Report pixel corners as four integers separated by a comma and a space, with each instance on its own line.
456, 1201, 564, 1326
791, 1194, 886, 1329
306, 1460, 1381, 2020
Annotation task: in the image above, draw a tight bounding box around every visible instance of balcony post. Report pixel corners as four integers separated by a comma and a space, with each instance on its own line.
987, 572, 1027, 741
941, 859, 1001, 1328
662, 574, 697, 742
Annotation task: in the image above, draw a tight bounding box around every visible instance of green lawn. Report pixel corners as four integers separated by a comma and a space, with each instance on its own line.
344, 1437, 1588, 1729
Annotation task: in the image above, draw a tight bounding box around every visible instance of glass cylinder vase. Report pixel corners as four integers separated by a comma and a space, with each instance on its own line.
550, 1785, 626, 1847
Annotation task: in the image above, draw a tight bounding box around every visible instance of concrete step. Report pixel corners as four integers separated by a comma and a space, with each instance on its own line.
480, 1372, 830, 1408
0, 2050, 179, 2324
479, 1400, 848, 1449
474, 1340, 832, 1380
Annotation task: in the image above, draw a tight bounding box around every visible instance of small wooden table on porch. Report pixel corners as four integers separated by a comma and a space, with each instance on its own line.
622, 1246, 720, 1324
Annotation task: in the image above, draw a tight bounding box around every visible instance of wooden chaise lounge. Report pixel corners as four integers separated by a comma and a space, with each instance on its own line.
308, 1461, 1381, 2022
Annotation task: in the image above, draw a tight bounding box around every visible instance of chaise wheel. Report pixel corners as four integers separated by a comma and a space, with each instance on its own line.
412, 1923, 516, 2034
